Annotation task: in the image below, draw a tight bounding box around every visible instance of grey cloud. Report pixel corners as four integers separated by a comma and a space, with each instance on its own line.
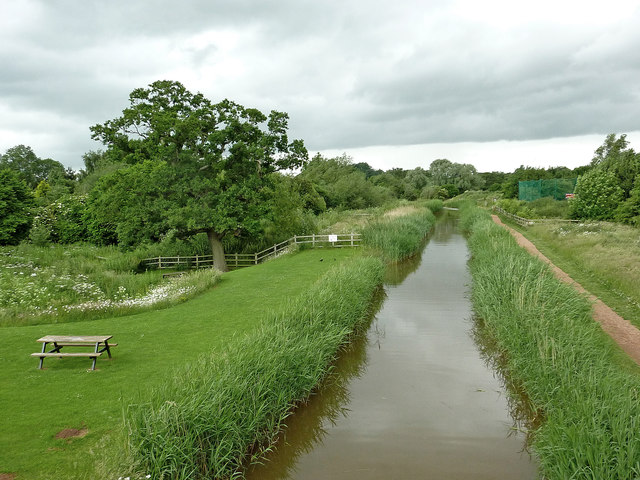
1, 0, 640, 167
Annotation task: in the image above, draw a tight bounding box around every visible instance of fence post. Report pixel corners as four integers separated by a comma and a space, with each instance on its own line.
350, 233, 354, 247
293, 235, 297, 245
235, 253, 238, 268
255, 253, 258, 265
312, 234, 315, 247
158, 257, 162, 269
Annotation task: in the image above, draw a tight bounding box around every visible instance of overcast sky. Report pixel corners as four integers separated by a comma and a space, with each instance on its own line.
2, 0, 640, 173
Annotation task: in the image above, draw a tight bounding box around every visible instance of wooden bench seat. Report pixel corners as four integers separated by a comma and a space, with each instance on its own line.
49, 342, 118, 348
31, 352, 103, 358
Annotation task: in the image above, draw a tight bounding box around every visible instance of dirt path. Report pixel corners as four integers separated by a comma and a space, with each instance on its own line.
492, 215, 640, 365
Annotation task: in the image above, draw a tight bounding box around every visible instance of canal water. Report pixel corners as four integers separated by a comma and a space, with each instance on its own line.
247, 214, 537, 479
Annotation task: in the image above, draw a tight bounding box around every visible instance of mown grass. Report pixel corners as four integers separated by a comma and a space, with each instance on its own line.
461, 205, 640, 479
124, 256, 384, 479
0, 248, 360, 480
361, 204, 439, 261
506, 220, 640, 329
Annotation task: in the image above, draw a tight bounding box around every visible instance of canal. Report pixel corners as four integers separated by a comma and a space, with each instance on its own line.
247, 213, 537, 479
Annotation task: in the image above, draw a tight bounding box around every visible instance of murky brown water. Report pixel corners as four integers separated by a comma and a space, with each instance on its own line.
247, 214, 537, 479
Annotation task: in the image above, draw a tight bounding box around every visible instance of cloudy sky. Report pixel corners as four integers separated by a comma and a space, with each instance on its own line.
2, 0, 640, 173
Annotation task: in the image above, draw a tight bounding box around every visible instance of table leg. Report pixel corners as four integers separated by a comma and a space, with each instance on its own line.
38, 342, 47, 369
103, 341, 112, 359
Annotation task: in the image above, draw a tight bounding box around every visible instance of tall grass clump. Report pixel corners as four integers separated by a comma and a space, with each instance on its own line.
361, 207, 436, 261
421, 198, 444, 213
461, 205, 640, 479
124, 256, 384, 479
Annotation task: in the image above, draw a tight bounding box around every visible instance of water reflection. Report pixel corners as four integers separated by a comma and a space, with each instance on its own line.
247, 214, 537, 479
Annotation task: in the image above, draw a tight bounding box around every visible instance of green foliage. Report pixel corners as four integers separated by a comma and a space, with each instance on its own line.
571, 169, 624, 220
362, 207, 436, 261
461, 204, 640, 479
614, 175, 640, 225
0, 242, 220, 326
0, 168, 34, 245
89, 80, 308, 269
125, 256, 384, 479
428, 158, 483, 191
591, 134, 640, 197
497, 197, 570, 219
299, 154, 393, 209
422, 198, 444, 213
0, 145, 73, 190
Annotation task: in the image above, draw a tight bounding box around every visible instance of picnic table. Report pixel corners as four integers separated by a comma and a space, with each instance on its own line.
31, 335, 117, 370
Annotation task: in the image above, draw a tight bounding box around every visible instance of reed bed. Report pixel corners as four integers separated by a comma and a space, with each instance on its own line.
460, 206, 640, 479
361, 206, 437, 261
124, 256, 384, 479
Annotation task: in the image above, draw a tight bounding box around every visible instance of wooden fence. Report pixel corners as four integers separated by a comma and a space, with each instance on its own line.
493, 206, 580, 227
142, 233, 361, 270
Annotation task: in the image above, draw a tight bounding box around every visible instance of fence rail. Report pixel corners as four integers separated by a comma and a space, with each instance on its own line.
493, 206, 580, 226
142, 233, 361, 270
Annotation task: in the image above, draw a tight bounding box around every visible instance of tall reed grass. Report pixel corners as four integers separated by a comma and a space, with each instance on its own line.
124, 256, 384, 479
461, 205, 640, 479
361, 207, 437, 261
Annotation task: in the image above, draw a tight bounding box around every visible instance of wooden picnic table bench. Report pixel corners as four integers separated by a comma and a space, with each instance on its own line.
31, 335, 117, 370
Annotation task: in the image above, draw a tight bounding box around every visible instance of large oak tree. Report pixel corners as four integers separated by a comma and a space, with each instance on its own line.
89, 80, 308, 271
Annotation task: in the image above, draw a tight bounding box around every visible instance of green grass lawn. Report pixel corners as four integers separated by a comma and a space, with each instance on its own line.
0, 248, 357, 479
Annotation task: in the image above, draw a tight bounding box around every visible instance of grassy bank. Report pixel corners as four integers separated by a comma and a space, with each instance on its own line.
461, 205, 640, 479
0, 248, 360, 479
506, 220, 640, 328
361, 201, 440, 261
124, 256, 384, 479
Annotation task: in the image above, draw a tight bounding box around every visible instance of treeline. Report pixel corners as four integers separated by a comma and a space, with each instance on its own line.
1, 80, 637, 257
571, 134, 640, 224
0, 137, 626, 253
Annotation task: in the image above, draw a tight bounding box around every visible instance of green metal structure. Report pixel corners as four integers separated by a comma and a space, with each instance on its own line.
518, 178, 577, 201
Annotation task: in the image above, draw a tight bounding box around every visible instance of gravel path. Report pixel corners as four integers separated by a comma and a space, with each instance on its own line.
492, 215, 640, 365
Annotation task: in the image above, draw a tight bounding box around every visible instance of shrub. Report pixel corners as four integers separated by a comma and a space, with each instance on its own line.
571, 169, 624, 220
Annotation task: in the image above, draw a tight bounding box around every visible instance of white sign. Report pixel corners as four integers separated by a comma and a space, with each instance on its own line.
328, 234, 338, 243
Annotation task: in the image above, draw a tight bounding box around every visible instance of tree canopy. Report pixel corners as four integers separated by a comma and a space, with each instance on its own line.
0, 169, 35, 245
89, 80, 308, 270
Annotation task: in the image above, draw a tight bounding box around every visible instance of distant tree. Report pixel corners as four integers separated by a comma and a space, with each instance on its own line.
428, 159, 482, 192
353, 162, 382, 178
299, 154, 392, 209
590, 133, 640, 198
0, 169, 35, 245
0, 145, 68, 189
479, 171, 508, 191
89, 80, 308, 271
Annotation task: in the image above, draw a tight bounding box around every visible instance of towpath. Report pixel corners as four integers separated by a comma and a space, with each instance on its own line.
492, 215, 640, 365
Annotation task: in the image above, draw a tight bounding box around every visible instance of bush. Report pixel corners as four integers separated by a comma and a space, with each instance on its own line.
571, 169, 624, 220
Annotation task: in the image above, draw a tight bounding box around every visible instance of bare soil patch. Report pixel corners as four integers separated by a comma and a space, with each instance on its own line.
0, 474, 17, 480
55, 428, 88, 439
493, 215, 640, 365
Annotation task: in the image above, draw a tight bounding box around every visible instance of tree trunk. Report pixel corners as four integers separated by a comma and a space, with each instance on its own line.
207, 230, 228, 272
